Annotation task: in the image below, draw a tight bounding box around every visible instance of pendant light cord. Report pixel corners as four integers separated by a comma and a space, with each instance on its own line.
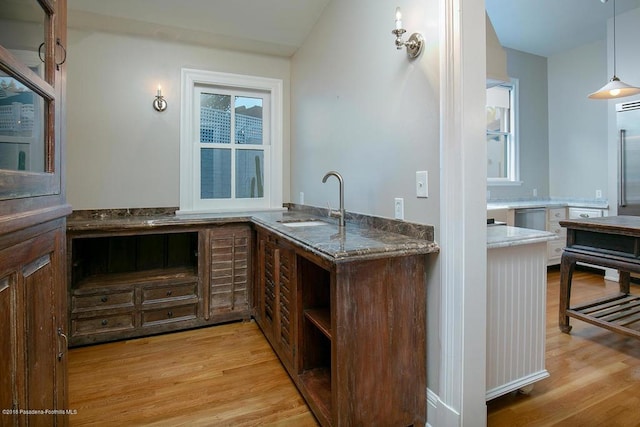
613, 0, 617, 77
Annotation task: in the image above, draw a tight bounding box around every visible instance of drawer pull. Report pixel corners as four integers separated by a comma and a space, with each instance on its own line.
101, 319, 108, 326
580, 213, 589, 218
166, 290, 173, 297
101, 296, 108, 303
167, 311, 173, 318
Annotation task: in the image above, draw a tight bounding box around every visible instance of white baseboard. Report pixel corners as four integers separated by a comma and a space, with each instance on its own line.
427, 388, 461, 427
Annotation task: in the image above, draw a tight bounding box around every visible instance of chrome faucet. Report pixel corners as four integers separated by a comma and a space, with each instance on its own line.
322, 170, 346, 228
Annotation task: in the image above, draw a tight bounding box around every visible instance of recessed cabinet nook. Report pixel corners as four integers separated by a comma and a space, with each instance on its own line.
66, 211, 437, 426
1, 0, 70, 425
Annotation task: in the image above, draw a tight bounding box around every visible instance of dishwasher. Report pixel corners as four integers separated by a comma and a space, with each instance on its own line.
514, 208, 546, 231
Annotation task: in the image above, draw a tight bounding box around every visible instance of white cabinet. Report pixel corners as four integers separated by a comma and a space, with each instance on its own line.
546, 208, 567, 266
568, 207, 607, 219
487, 240, 549, 399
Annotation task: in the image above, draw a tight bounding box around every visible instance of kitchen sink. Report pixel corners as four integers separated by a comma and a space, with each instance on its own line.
279, 218, 329, 228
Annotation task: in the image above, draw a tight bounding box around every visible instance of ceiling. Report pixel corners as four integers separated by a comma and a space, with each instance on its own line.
486, 0, 640, 57
66, 0, 331, 57
66, 0, 640, 59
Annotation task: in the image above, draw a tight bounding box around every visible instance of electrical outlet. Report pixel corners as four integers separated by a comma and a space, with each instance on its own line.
533, 188, 537, 197
416, 171, 428, 198
596, 189, 602, 199
394, 198, 404, 220
299, 191, 305, 205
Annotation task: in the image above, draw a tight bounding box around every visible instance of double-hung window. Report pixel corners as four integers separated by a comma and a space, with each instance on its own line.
486, 80, 519, 183
180, 69, 283, 212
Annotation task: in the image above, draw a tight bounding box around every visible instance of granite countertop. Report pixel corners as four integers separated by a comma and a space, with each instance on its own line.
487, 225, 557, 249
487, 199, 609, 210
67, 209, 439, 262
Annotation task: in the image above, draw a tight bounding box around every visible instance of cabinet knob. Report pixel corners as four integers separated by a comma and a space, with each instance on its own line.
101, 296, 108, 303
167, 311, 173, 318
101, 319, 108, 326
166, 290, 173, 296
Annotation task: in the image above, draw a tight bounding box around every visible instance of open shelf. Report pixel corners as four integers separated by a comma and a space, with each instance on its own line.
299, 367, 331, 425
71, 232, 198, 288
304, 308, 331, 339
568, 293, 640, 339
73, 266, 198, 292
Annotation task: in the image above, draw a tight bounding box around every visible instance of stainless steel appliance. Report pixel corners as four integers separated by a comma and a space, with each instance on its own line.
514, 207, 546, 231
618, 101, 640, 215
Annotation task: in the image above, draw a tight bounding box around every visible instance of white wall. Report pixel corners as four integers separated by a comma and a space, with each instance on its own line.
66, 30, 291, 209
290, 0, 443, 412
548, 40, 608, 201
290, 0, 440, 224
488, 48, 549, 201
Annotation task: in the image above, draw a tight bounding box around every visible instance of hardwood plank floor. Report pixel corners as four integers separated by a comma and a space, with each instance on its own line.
68, 321, 319, 426
69, 268, 640, 426
488, 268, 640, 426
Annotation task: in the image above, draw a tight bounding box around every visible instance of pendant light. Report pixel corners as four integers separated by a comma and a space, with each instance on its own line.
588, 0, 640, 99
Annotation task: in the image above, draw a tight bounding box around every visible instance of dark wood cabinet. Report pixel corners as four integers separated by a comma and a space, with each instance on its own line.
1, 0, 70, 424
254, 226, 427, 426
255, 228, 298, 375
207, 225, 252, 321
66, 224, 253, 346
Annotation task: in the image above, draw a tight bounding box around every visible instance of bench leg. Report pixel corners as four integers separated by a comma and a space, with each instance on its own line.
619, 270, 631, 294
559, 252, 576, 333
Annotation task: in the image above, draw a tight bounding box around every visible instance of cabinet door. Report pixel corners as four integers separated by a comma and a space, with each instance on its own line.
209, 226, 251, 317
259, 232, 277, 338
275, 241, 296, 370
0, 0, 66, 200
255, 229, 297, 371
0, 226, 67, 426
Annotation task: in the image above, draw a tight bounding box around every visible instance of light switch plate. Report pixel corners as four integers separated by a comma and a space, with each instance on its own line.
416, 171, 428, 198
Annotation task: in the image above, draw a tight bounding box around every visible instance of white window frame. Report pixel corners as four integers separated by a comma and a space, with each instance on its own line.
487, 79, 521, 185
179, 68, 283, 213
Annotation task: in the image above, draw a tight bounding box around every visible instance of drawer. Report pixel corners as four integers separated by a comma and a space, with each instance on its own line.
142, 304, 197, 326
72, 313, 135, 336
548, 240, 565, 260
548, 208, 567, 221
547, 221, 567, 238
568, 207, 604, 219
142, 281, 198, 304
72, 290, 134, 312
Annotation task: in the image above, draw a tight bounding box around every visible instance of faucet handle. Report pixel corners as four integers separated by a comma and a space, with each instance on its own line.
326, 201, 342, 219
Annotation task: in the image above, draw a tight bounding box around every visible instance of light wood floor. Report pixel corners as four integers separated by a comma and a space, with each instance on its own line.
69, 269, 640, 426
488, 268, 640, 426
68, 321, 319, 426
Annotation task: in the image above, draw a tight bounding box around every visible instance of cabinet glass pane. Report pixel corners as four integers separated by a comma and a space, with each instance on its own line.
0, 1, 46, 60
236, 149, 264, 199
200, 93, 230, 144
235, 96, 263, 145
0, 72, 45, 172
487, 134, 508, 179
201, 148, 231, 199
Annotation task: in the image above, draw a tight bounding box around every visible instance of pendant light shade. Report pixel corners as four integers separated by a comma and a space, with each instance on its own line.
588, 0, 640, 99
588, 76, 640, 99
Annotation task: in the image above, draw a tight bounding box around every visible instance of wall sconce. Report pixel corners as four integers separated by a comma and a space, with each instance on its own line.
153, 85, 167, 112
392, 7, 424, 59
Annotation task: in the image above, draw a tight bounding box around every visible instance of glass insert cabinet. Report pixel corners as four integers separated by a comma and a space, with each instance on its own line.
0, 0, 65, 202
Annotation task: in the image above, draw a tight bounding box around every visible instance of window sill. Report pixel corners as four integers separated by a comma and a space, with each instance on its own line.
487, 180, 523, 187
